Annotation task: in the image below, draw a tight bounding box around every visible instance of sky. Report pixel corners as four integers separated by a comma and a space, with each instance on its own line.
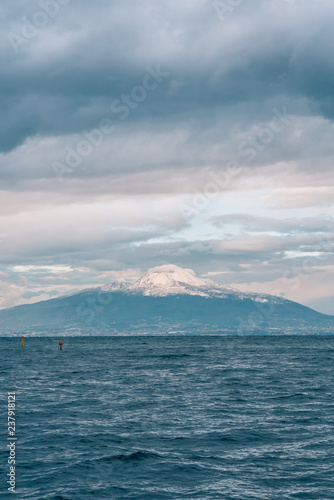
0, 0, 333, 314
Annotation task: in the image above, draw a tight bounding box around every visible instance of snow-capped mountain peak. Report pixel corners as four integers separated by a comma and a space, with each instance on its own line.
100, 264, 286, 303
103, 264, 232, 297
128, 265, 209, 294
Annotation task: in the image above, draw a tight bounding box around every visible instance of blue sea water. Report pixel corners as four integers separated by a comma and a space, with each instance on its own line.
1, 336, 334, 499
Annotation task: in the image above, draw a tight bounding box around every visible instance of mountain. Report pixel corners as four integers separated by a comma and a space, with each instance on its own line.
0, 265, 333, 336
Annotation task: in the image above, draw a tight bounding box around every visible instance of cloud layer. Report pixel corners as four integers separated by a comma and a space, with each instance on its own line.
0, 0, 333, 314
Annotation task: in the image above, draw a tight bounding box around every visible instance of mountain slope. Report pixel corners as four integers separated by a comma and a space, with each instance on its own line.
0, 265, 333, 335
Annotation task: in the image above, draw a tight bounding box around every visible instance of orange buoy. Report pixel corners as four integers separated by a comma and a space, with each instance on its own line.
21, 335, 24, 348
59, 339, 64, 351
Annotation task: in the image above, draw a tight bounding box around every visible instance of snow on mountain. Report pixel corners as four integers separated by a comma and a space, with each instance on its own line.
127, 265, 218, 297
100, 264, 283, 302
99, 281, 127, 292
100, 264, 224, 297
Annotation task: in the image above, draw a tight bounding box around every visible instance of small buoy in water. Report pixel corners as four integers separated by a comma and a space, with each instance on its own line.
59, 339, 64, 351
21, 335, 24, 348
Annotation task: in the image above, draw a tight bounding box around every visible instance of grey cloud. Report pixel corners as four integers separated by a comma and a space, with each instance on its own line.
212, 214, 334, 235
1, 0, 334, 153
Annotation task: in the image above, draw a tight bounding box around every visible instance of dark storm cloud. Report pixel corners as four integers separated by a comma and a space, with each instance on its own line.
1, 0, 334, 154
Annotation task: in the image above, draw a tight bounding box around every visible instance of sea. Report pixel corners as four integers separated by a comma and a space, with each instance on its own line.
1, 336, 334, 499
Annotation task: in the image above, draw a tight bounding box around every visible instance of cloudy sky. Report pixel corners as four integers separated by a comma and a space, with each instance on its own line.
0, 0, 333, 314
